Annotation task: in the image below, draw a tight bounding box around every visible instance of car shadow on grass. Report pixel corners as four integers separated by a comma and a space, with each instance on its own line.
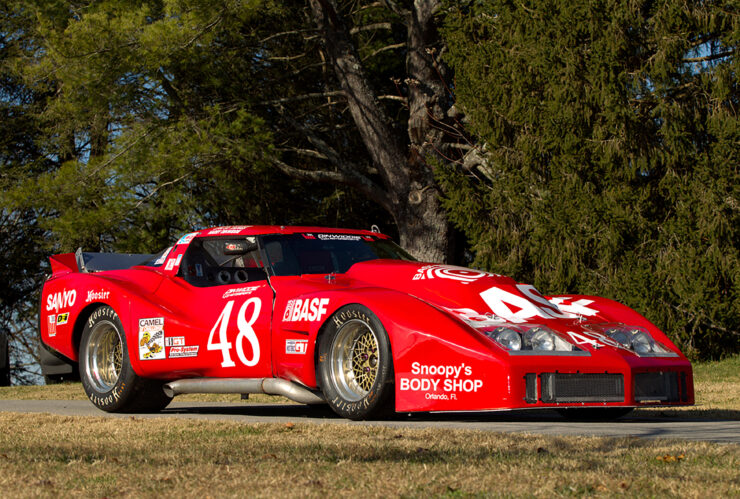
161, 402, 740, 423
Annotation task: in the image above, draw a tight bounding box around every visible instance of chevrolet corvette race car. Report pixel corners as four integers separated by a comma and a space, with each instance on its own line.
39, 225, 693, 420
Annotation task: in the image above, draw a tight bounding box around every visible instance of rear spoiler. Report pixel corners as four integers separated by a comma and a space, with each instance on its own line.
49, 249, 156, 277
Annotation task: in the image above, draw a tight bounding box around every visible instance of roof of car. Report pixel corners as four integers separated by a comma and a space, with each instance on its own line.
188, 225, 386, 239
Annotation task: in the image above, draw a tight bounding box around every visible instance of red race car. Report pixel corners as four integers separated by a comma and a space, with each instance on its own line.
39, 225, 693, 419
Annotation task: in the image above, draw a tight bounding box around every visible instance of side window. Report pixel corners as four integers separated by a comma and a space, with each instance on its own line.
180, 238, 268, 287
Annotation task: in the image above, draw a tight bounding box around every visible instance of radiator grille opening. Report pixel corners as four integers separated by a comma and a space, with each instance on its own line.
541, 373, 624, 403
525, 373, 538, 404
635, 371, 680, 402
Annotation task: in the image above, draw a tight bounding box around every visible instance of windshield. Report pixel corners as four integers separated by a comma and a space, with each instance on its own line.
260, 233, 415, 276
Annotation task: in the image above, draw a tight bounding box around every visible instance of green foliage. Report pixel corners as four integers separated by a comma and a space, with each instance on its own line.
441, 0, 738, 359
1, 0, 396, 382
4, 0, 392, 256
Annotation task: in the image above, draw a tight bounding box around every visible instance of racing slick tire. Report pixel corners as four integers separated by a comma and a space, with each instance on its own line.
557, 408, 634, 421
318, 304, 394, 420
79, 306, 172, 412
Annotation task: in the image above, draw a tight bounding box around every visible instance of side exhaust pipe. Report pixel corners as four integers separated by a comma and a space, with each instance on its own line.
163, 377, 325, 405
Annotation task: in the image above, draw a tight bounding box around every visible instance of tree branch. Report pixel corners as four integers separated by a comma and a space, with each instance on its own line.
380, 0, 410, 18
271, 158, 393, 212
265, 90, 345, 105
350, 22, 392, 35
310, 0, 409, 201
363, 42, 405, 60
683, 49, 735, 63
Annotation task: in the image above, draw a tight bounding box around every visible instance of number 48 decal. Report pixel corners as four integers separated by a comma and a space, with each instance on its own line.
208, 298, 261, 367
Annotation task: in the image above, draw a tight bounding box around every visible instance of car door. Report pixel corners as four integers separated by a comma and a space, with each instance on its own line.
153, 236, 275, 378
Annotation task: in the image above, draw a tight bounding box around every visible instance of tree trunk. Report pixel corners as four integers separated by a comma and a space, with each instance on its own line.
396, 186, 450, 263
310, 0, 453, 263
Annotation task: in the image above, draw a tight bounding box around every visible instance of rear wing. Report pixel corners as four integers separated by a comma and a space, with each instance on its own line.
74, 249, 156, 273
48, 249, 156, 277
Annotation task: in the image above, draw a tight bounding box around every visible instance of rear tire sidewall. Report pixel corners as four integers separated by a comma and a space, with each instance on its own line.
318, 304, 394, 420
79, 306, 137, 412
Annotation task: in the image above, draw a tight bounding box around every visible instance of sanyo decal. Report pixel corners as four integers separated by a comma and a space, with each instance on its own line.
46, 289, 77, 313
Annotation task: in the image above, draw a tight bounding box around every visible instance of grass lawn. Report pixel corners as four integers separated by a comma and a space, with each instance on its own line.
0, 355, 738, 497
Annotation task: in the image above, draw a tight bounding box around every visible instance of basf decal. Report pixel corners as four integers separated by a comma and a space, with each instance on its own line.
282, 298, 329, 322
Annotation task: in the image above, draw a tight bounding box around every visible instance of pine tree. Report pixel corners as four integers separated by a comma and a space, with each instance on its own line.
440, 0, 738, 359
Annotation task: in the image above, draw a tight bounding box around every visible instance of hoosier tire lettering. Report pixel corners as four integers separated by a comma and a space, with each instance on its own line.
318, 304, 394, 420
79, 305, 172, 413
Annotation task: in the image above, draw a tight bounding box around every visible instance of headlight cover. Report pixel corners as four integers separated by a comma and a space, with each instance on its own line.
590, 324, 677, 357
484, 324, 584, 355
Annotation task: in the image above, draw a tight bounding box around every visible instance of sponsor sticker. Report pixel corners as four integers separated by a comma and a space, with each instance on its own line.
165, 258, 176, 271
169, 345, 199, 358
175, 254, 183, 266
207, 226, 249, 235
222, 286, 260, 299
85, 289, 110, 303
165, 336, 185, 347
48, 315, 57, 337
412, 265, 496, 283
317, 234, 361, 241
177, 232, 199, 245
282, 298, 330, 322
154, 247, 172, 266
56, 312, 69, 325
399, 362, 483, 401
45, 289, 77, 313
138, 317, 165, 360
285, 339, 308, 355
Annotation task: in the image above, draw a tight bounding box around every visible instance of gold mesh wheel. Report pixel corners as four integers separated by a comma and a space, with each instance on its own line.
329, 319, 380, 401
84, 320, 123, 393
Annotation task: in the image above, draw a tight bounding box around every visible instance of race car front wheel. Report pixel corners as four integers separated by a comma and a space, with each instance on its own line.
318, 304, 394, 420
79, 305, 172, 412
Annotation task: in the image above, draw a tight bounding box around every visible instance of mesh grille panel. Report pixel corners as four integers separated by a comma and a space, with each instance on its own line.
635, 372, 679, 402
541, 373, 624, 403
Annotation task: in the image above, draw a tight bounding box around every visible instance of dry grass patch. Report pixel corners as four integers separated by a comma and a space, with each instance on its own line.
0, 383, 293, 404
0, 412, 737, 498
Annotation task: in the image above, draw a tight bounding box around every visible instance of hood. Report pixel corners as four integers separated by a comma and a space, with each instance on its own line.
346, 260, 568, 324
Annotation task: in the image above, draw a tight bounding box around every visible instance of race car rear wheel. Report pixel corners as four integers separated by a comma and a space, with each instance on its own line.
318, 305, 394, 420
80, 306, 172, 412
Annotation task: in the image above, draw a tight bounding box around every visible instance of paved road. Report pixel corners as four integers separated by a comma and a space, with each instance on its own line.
2, 399, 739, 444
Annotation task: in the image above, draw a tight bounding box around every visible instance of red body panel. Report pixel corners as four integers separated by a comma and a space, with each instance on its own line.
40, 225, 694, 412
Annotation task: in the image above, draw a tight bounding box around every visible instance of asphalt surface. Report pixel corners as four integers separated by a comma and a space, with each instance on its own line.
2, 399, 739, 444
